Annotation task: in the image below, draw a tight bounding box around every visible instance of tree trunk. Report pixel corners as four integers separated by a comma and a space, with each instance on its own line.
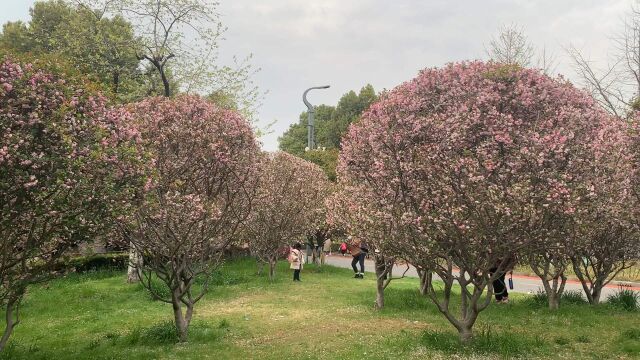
172, 294, 190, 342
113, 72, 120, 94
530, 259, 567, 310
127, 241, 141, 283
268, 259, 276, 281
416, 268, 432, 296
374, 261, 385, 310
458, 325, 473, 344
0, 298, 19, 352
160, 67, 171, 97
590, 286, 603, 305
540, 275, 566, 311
312, 247, 320, 265
375, 281, 384, 310
256, 259, 264, 275
548, 292, 560, 310
587, 276, 606, 305
572, 258, 604, 305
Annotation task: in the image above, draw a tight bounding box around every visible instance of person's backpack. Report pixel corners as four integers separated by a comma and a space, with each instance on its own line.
340, 242, 347, 251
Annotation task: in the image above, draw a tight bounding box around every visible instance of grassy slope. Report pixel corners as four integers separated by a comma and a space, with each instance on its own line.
1, 259, 639, 360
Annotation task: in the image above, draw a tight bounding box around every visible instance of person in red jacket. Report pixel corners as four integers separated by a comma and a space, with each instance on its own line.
339, 241, 348, 256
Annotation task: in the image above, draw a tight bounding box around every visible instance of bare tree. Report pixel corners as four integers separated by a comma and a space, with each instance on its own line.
115, 0, 223, 97
486, 24, 534, 67
486, 24, 556, 74
569, 1, 640, 118
75, 0, 262, 113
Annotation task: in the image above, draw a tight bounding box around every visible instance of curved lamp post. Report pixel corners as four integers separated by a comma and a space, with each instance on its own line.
303, 85, 330, 151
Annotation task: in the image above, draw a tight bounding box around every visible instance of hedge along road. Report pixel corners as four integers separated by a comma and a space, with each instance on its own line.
323, 254, 640, 299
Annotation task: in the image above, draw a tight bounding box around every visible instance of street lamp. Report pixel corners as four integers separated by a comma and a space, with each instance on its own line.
303, 85, 330, 151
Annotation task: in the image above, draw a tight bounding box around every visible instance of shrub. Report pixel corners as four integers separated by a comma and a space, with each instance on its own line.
124, 321, 222, 345
420, 326, 546, 357
527, 289, 549, 308
525, 289, 586, 308
561, 290, 588, 305
607, 286, 639, 311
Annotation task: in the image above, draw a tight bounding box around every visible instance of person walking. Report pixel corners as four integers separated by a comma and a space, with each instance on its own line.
348, 237, 367, 279
322, 237, 332, 265
339, 242, 348, 256
289, 243, 304, 282
489, 256, 516, 303
314, 234, 324, 265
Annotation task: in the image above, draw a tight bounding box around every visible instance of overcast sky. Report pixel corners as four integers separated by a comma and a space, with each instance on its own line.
1, 0, 633, 150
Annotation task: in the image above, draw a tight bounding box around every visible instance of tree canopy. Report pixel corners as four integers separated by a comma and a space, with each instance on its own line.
334, 61, 633, 341
0, 58, 145, 351
0, 0, 147, 101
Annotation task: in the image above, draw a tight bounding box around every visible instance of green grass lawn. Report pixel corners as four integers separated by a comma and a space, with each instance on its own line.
1, 258, 639, 360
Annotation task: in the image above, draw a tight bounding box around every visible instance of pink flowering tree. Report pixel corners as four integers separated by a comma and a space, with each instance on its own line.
0, 59, 144, 352
121, 95, 259, 342
338, 61, 618, 342
569, 117, 640, 304
327, 184, 413, 309
244, 151, 330, 280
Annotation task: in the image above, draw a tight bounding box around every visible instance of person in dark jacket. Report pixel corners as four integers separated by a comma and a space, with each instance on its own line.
489, 256, 516, 304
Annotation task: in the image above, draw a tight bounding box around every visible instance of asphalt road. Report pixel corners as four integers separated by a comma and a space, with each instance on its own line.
323, 254, 640, 299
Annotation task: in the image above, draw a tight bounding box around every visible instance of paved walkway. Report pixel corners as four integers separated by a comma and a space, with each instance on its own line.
324, 254, 640, 299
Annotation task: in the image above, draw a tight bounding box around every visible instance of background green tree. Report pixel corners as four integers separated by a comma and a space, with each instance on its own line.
0, 0, 148, 102
278, 84, 377, 180
279, 104, 336, 157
